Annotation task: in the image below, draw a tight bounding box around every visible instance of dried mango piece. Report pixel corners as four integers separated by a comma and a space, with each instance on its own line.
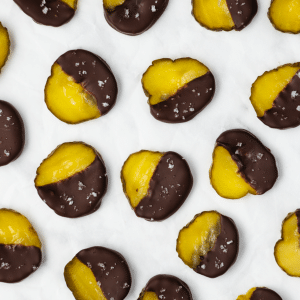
121, 150, 193, 221
0, 22, 9, 73
35, 142, 107, 218
104, 0, 169, 35
210, 129, 278, 199
45, 50, 117, 124
64, 246, 131, 300
250, 63, 300, 129
0, 209, 42, 283
192, 0, 257, 31
268, 0, 300, 33
176, 211, 239, 278
142, 58, 215, 123
13, 0, 78, 27
236, 287, 282, 300
138, 274, 193, 300
275, 210, 300, 276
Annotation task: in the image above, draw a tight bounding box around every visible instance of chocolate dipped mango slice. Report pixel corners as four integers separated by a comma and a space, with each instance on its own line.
121, 150, 193, 221
250, 63, 300, 129
0, 209, 42, 283
142, 58, 215, 123
104, 0, 168, 36
35, 142, 107, 218
13, 0, 78, 27
45, 49, 117, 124
138, 274, 193, 300
268, 0, 300, 33
210, 129, 278, 199
192, 0, 257, 31
176, 211, 239, 278
64, 246, 131, 300
0, 100, 25, 166
0, 22, 10, 73
237, 287, 282, 300
275, 209, 300, 276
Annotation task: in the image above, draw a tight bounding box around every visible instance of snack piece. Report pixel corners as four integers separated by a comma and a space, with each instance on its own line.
142, 58, 215, 123
268, 0, 300, 33
121, 150, 193, 221
237, 287, 282, 300
35, 142, 107, 218
13, 0, 78, 27
138, 274, 193, 300
0, 22, 10, 73
176, 211, 239, 278
275, 209, 300, 277
64, 246, 131, 300
45, 49, 117, 124
192, 0, 257, 31
250, 63, 300, 129
210, 129, 278, 199
0, 209, 42, 283
0, 100, 25, 166
104, 0, 169, 35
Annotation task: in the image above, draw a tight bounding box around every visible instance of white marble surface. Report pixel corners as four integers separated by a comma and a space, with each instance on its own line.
0, 0, 299, 299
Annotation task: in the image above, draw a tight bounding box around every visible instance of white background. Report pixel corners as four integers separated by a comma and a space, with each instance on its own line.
0, 0, 299, 299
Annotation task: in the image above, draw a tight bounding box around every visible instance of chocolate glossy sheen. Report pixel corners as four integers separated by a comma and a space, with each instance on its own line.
216, 129, 278, 195
150, 72, 215, 123
250, 288, 282, 300
76, 247, 131, 300
139, 274, 193, 300
0, 100, 25, 166
55, 49, 117, 116
0, 244, 42, 283
226, 0, 257, 31
260, 69, 300, 129
13, 0, 75, 27
195, 215, 239, 278
134, 151, 193, 221
104, 0, 169, 35
36, 154, 107, 218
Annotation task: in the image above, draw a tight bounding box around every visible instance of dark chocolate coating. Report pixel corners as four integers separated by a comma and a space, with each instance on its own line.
139, 274, 193, 300
36, 155, 107, 218
195, 215, 239, 278
226, 0, 257, 31
216, 129, 278, 195
150, 72, 215, 123
76, 247, 131, 300
0, 244, 42, 283
250, 288, 282, 300
295, 209, 300, 234
13, 0, 75, 27
0, 100, 25, 166
55, 49, 117, 117
104, 0, 169, 36
259, 70, 300, 129
134, 152, 193, 221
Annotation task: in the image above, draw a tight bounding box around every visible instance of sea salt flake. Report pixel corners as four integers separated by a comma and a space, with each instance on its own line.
291, 91, 299, 99
98, 81, 105, 87
151, 5, 156, 12
42, 7, 48, 14
4, 150, 10, 157
102, 102, 109, 107
297, 106, 300, 111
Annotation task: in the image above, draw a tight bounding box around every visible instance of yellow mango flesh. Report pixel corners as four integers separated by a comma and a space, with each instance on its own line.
64, 257, 106, 300
103, 0, 125, 10
60, 0, 77, 9
142, 292, 159, 300
236, 287, 256, 300
251, 65, 300, 117
0, 209, 41, 249
269, 0, 300, 33
0, 23, 10, 71
275, 212, 300, 276
122, 151, 163, 208
45, 63, 100, 124
142, 58, 209, 105
177, 211, 221, 269
193, 0, 234, 31
210, 146, 256, 199
35, 142, 96, 187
